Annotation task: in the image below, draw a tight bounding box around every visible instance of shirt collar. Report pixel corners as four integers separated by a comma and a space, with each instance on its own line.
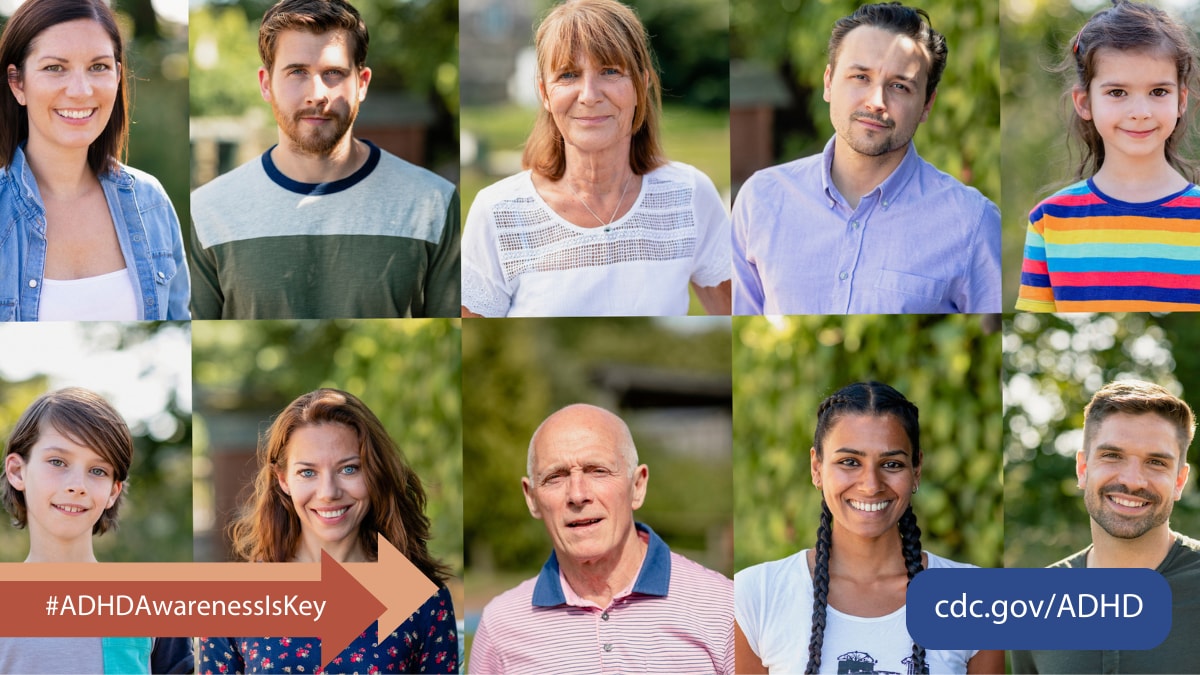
530, 522, 672, 607
820, 135, 920, 208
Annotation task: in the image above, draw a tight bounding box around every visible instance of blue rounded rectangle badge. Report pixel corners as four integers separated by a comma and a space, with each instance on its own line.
906, 568, 1172, 650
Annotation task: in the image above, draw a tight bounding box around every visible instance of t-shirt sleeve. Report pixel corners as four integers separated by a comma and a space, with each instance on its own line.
732, 565, 765, 661
150, 637, 194, 674
731, 181, 765, 315
467, 601, 502, 675
188, 216, 224, 320
961, 197, 1001, 313
198, 636, 244, 674
460, 188, 514, 317
1015, 208, 1056, 312
1011, 649, 1039, 674
421, 190, 462, 318
689, 167, 732, 289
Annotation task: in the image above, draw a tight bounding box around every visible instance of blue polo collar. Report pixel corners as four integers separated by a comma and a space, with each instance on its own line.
530, 522, 672, 607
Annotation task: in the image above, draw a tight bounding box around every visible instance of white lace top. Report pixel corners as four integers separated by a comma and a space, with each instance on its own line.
461, 162, 731, 317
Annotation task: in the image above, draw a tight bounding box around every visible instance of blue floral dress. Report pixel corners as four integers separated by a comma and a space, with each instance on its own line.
199, 586, 457, 674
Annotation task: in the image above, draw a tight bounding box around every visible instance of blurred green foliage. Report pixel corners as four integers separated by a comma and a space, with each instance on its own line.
1004, 312, 1200, 568
1001, 1, 1200, 308
733, 314, 1002, 572
192, 319, 462, 574
731, 0, 999, 202
0, 323, 192, 563
463, 317, 732, 576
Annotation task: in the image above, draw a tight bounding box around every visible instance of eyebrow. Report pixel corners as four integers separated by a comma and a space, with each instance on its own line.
831, 448, 910, 458
1093, 443, 1178, 463
1097, 80, 1177, 88
36, 55, 114, 63
293, 456, 358, 467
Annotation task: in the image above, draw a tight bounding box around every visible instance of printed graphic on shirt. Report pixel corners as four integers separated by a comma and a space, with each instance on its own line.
836, 649, 920, 675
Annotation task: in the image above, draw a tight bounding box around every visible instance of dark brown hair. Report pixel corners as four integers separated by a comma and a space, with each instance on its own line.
808, 382, 927, 674
1060, 0, 1199, 181
258, 0, 368, 74
0, 0, 128, 175
1, 387, 132, 535
827, 2, 947, 104
230, 389, 448, 584
522, 0, 665, 180
1083, 379, 1195, 463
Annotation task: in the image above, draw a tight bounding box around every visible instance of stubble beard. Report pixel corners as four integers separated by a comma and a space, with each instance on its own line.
838, 111, 911, 158
1084, 483, 1171, 540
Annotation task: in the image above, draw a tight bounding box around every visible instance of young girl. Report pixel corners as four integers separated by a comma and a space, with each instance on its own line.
1016, 0, 1200, 312
734, 383, 1002, 674
199, 389, 457, 674
0, 387, 192, 673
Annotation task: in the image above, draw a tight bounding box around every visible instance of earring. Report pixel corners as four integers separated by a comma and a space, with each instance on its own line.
911, 486, 918, 494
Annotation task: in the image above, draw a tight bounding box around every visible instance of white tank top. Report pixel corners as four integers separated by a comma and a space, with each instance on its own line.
38, 268, 139, 321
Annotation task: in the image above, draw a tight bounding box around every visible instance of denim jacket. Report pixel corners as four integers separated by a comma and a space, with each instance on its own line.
0, 145, 190, 321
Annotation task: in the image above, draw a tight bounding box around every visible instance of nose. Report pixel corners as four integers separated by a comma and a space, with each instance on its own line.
64, 466, 87, 495
1116, 459, 1150, 491
316, 472, 342, 501
1130, 95, 1152, 120
864, 82, 886, 112
578, 70, 603, 104
65, 70, 93, 98
860, 467, 883, 494
566, 470, 592, 507
306, 74, 330, 106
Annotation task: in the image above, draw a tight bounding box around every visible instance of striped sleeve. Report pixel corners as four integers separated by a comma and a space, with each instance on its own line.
1015, 214, 1056, 312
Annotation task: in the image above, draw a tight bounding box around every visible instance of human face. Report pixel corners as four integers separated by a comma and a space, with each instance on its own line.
276, 423, 369, 561
522, 410, 648, 567
824, 25, 934, 161
1073, 48, 1185, 170
540, 51, 640, 157
3, 425, 121, 547
258, 29, 370, 157
811, 413, 919, 541
6, 19, 119, 158
1077, 412, 1189, 541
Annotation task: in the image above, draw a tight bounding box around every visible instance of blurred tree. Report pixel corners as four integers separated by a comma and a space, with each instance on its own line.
734, 314, 1003, 572
731, 0, 999, 202
1004, 312, 1200, 568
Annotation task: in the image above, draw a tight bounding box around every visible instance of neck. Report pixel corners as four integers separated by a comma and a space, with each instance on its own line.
1092, 157, 1188, 203
1088, 523, 1175, 569
292, 534, 368, 564
271, 133, 366, 185
827, 521, 908, 580
558, 525, 647, 608
561, 141, 634, 191
23, 136, 97, 200
830, 138, 907, 209
25, 530, 98, 563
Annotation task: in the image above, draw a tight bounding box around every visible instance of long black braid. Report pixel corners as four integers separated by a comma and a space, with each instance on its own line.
805, 382, 928, 675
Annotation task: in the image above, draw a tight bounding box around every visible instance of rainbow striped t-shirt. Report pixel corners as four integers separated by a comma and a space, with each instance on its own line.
1016, 178, 1200, 312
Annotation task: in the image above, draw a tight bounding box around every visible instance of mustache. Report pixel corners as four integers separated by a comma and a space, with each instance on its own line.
292, 107, 342, 122
1100, 484, 1160, 504
852, 111, 893, 128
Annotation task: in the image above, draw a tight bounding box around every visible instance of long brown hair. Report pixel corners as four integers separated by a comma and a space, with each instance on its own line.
0, 0, 128, 175
229, 389, 449, 583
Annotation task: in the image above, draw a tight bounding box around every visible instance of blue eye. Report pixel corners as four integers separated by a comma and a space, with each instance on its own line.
298, 468, 316, 478
89, 467, 109, 477
48, 458, 65, 467
340, 465, 359, 475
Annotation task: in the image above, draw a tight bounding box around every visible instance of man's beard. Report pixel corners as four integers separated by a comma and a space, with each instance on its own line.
274, 102, 356, 157
1084, 483, 1171, 540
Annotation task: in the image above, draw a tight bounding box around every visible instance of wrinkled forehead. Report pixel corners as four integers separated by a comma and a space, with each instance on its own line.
531, 421, 625, 472
539, 17, 639, 75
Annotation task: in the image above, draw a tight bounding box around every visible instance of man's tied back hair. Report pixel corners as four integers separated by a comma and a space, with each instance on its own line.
258, 0, 369, 73
1083, 380, 1196, 461
827, 2, 947, 104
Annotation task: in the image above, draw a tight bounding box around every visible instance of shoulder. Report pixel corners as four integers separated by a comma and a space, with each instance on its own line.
1028, 180, 1092, 220
113, 163, 171, 206
372, 147, 455, 198
1046, 547, 1090, 569
478, 575, 539, 624
191, 157, 269, 206
735, 549, 808, 590
667, 549, 732, 595
468, 171, 538, 218
925, 551, 977, 569
908, 150, 996, 214
743, 154, 823, 195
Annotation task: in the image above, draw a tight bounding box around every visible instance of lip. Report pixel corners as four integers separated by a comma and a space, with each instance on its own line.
573, 115, 612, 125
853, 117, 891, 131
566, 517, 604, 529
848, 499, 892, 513
52, 503, 90, 515
1120, 128, 1156, 139
311, 506, 351, 523
54, 108, 97, 122
1106, 494, 1152, 511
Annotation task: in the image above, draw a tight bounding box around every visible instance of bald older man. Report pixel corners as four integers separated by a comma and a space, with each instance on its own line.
468, 404, 734, 674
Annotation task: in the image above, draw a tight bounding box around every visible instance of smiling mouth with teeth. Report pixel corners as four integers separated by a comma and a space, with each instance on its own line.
56, 109, 95, 119
1108, 495, 1150, 508
315, 507, 348, 518
849, 500, 891, 513
54, 504, 87, 514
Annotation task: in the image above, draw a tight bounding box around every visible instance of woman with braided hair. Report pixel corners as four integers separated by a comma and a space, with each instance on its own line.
733, 382, 1002, 674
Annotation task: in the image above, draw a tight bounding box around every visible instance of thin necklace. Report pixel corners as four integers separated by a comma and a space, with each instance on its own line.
566, 172, 634, 227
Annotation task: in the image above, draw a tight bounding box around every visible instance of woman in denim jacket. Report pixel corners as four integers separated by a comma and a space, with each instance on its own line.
0, 0, 188, 321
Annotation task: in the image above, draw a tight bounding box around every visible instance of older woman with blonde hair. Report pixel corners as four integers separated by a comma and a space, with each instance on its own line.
461, 0, 731, 317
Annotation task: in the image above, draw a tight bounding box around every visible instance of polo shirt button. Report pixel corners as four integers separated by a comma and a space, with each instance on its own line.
882, 199, 889, 207
28, 279, 37, 288
603, 644, 613, 652
853, 220, 860, 229
838, 272, 848, 281
601, 612, 609, 621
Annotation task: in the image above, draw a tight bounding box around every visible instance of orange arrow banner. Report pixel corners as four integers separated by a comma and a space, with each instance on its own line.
0, 535, 437, 670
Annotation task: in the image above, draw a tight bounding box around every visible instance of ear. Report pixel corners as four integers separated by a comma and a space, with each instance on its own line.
1072, 85, 1092, 121
1180, 84, 1188, 118
822, 63, 833, 103
275, 469, 291, 496
919, 89, 936, 124
810, 446, 820, 487
913, 450, 923, 487
356, 66, 371, 102
1174, 462, 1190, 501
105, 480, 122, 510
258, 67, 272, 103
521, 476, 542, 520
630, 464, 649, 510
7, 64, 24, 106
1076, 449, 1088, 488
538, 77, 550, 113
4, 453, 26, 492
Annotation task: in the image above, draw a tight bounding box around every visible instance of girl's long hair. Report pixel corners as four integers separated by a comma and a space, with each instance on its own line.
229, 389, 449, 584
806, 382, 927, 674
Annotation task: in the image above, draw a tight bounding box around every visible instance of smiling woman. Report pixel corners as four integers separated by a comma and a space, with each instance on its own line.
199, 388, 457, 674
0, 0, 189, 322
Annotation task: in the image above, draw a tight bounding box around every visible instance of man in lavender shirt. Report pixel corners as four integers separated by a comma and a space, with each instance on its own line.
732, 2, 1000, 315
469, 404, 733, 675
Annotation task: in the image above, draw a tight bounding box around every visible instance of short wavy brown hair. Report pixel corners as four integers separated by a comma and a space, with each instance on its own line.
1083, 380, 1196, 463
1, 387, 132, 535
258, 0, 369, 74
522, 0, 665, 180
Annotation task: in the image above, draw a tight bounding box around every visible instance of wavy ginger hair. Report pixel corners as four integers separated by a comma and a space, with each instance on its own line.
230, 389, 448, 583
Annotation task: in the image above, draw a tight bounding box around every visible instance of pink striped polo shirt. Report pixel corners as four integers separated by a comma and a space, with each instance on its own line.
469, 523, 733, 674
